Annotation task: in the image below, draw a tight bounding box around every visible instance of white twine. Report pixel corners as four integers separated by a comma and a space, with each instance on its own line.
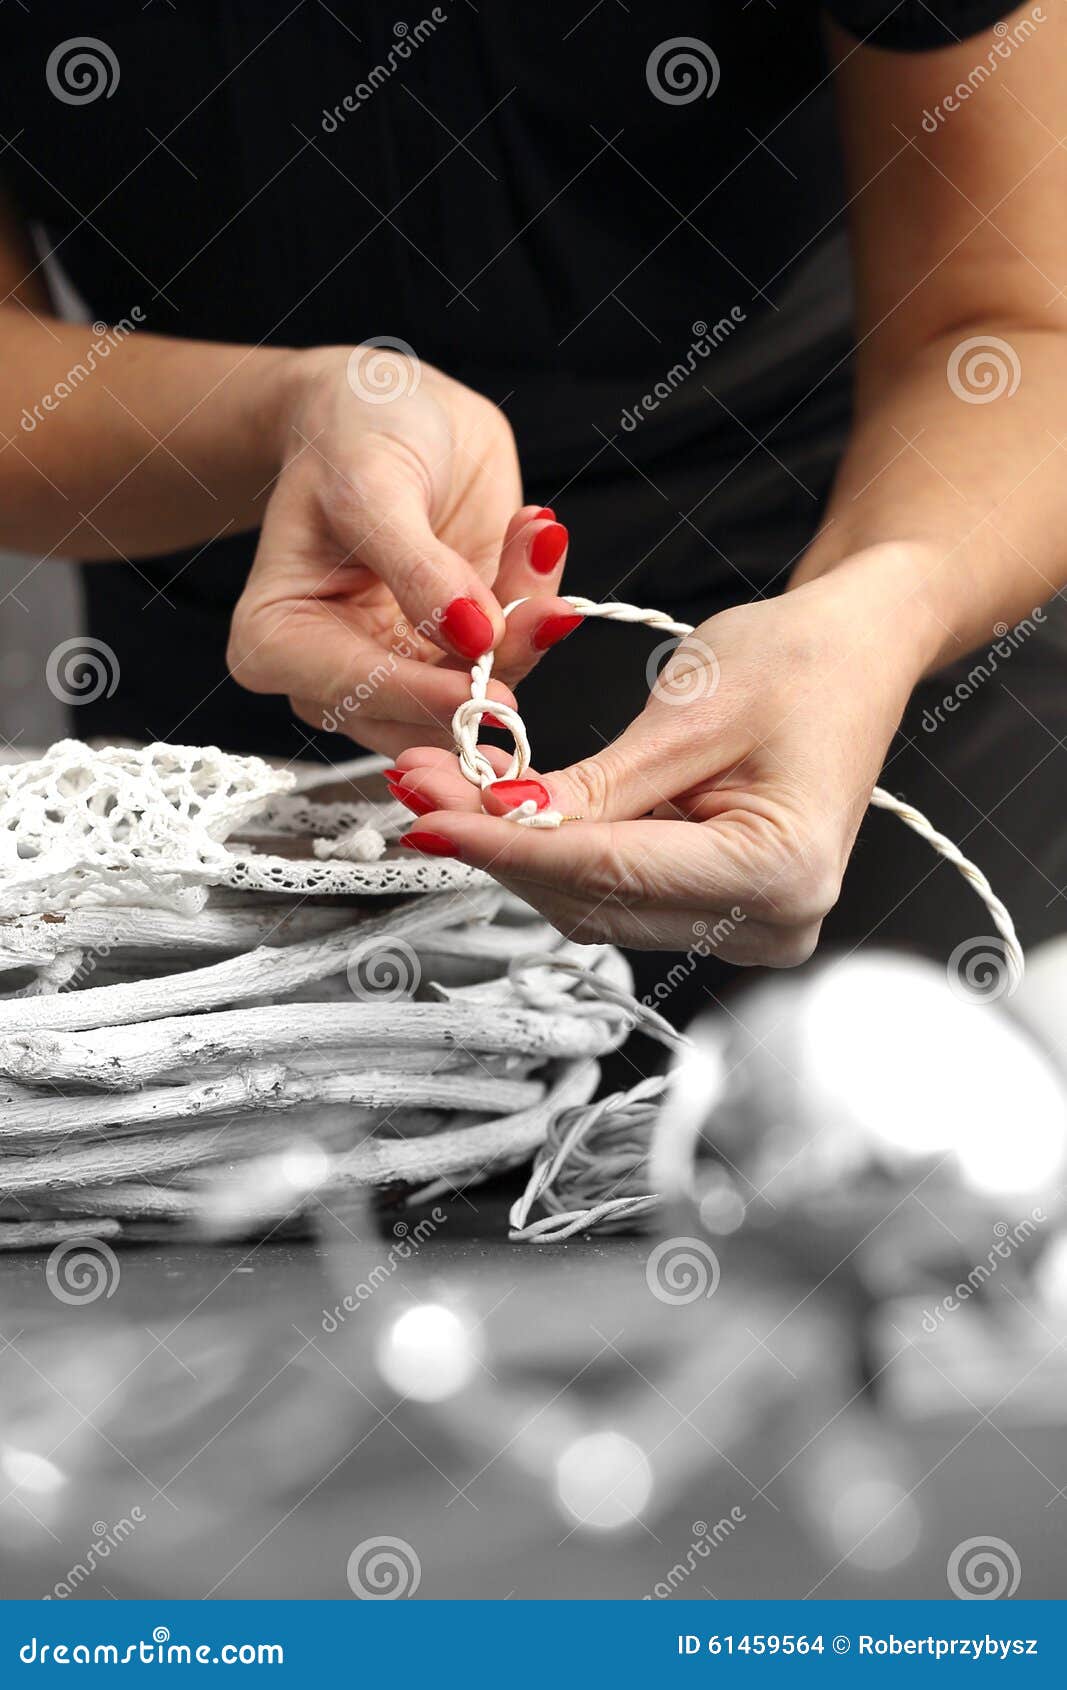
452, 594, 1025, 992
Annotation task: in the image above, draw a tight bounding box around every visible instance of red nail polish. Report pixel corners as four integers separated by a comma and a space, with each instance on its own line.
441, 597, 494, 659
390, 781, 436, 817
533, 506, 556, 521
482, 713, 507, 730
489, 779, 551, 812
383, 768, 403, 781
530, 523, 568, 575
398, 830, 457, 857
532, 611, 583, 651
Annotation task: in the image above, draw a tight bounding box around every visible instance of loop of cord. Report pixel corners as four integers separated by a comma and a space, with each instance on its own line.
451, 593, 1025, 993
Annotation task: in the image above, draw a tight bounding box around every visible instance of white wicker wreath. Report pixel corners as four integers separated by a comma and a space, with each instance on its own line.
0, 742, 639, 1249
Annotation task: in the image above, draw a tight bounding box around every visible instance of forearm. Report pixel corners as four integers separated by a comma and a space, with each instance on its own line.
0, 308, 302, 559
791, 321, 1067, 677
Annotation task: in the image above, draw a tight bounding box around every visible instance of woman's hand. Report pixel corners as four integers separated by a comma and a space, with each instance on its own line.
388, 545, 942, 962
227, 346, 574, 757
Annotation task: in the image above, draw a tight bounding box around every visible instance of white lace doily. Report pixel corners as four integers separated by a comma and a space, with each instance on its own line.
0, 741, 484, 919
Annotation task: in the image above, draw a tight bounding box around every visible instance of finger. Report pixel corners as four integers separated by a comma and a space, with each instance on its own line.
386, 748, 512, 816
489, 505, 572, 681
396, 812, 752, 912
336, 456, 506, 662
291, 703, 457, 760
477, 880, 790, 960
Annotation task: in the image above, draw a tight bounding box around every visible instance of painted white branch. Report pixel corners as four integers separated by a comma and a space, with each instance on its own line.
0, 886, 501, 1034
0, 1217, 122, 1250
0, 999, 624, 1089
0, 1064, 543, 1140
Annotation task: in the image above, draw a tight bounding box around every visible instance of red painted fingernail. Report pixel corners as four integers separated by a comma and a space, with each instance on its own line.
441, 597, 494, 659
533, 506, 556, 521
399, 830, 457, 857
395, 787, 436, 817
489, 779, 551, 812
532, 611, 583, 651
383, 768, 403, 781
530, 522, 568, 575
482, 713, 507, 730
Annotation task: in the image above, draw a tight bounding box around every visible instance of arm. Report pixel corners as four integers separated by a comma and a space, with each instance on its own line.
0, 185, 293, 558
0, 186, 573, 754
793, 6, 1067, 667
395, 12, 1067, 955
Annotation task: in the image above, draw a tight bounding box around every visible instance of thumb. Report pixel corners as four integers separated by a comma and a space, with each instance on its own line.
342, 459, 505, 662
484, 710, 703, 823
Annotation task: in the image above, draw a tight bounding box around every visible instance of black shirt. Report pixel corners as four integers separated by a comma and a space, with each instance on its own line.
1, 2, 1009, 759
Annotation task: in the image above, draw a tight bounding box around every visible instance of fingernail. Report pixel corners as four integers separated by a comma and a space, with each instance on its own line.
532, 611, 583, 651
398, 829, 457, 857
533, 506, 556, 521
441, 597, 494, 659
389, 779, 436, 817
482, 713, 507, 730
489, 778, 551, 812
530, 522, 568, 575
383, 768, 403, 781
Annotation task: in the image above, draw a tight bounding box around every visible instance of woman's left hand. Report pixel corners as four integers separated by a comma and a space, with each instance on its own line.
389, 545, 939, 962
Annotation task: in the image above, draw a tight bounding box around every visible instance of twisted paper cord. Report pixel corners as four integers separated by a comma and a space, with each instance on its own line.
453, 594, 1024, 995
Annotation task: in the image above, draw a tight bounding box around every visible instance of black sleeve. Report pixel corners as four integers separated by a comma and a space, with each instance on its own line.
822, 1, 1017, 51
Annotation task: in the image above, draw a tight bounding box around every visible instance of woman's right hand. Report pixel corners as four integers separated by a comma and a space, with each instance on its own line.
226, 345, 574, 758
